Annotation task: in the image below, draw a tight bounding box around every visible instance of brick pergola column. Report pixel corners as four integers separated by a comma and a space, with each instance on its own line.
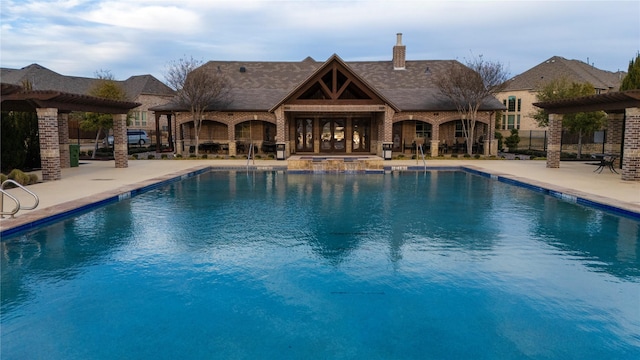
621, 107, 640, 181
112, 113, 128, 168
605, 113, 624, 168
37, 108, 62, 181
546, 113, 563, 168
58, 113, 70, 168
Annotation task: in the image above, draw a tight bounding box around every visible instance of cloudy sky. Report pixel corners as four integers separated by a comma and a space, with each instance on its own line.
1, 0, 638, 82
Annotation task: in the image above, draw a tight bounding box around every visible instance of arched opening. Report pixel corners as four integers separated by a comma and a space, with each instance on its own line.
235, 120, 276, 155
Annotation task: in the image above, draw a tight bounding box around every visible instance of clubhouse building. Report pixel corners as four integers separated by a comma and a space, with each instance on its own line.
153, 34, 504, 158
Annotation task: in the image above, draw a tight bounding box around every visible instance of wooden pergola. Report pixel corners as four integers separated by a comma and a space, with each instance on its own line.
534, 89, 640, 181
1, 83, 140, 181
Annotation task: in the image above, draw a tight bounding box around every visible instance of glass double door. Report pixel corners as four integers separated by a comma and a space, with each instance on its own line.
321, 119, 346, 152
295, 117, 370, 153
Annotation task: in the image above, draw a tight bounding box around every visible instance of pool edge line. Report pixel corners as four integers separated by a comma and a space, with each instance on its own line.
460, 165, 640, 220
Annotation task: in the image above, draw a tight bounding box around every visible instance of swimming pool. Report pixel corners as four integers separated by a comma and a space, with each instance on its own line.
2, 171, 639, 359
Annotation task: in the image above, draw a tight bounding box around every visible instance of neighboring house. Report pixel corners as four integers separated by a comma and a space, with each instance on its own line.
155, 34, 504, 158
497, 56, 625, 132
0, 64, 175, 134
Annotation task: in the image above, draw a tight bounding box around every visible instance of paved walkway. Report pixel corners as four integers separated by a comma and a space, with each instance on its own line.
2, 158, 639, 236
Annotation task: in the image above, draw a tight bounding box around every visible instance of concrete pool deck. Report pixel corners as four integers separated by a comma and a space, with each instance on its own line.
1, 158, 639, 236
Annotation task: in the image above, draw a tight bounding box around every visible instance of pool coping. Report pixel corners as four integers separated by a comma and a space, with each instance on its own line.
1, 164, 638, 238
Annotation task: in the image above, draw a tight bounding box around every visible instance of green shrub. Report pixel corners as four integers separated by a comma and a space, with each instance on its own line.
474, 154, 481, 159
147, 154, 155, 160
132, 154, 139, 159
451, 154, 458, 158
189, 154, 197, 158
7, 169, 31, 186
201, 154, 208, 159
0, 173, 8, 183
463, 153, 471, 158
28, 174, 39, 184
161, 154, 168, 159
175, 154, 183, 158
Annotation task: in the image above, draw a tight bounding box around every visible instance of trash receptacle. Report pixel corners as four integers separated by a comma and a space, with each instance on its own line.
276, 142, 286, 160
382, 142, 393, 160
69, 144, 80, 167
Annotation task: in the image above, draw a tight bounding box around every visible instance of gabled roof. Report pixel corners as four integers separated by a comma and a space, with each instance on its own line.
199, 56, 503, 112
0, 64, 174, 101
504, 56, 625, 92
270, 54, 399, 112
122, 75, 176, 97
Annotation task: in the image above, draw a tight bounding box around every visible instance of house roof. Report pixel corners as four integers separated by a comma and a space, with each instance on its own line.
196, 56, 504, 112
0, 64, 174, 101
503, 56, 625, 92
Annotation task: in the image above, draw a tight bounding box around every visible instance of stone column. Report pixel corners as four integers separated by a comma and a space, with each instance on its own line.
546, 113, 563, 168
228, 121, 237, 157
622, 107, 640, 181
167, 113, 174, 152
274, 106, 289, 157
430, 140, 440, 157
112, 113, 128, 168
37, 108, 61, 181
487, 112, 496, 156
377, 106, 394, 156
58, 113, 70, 168
176, 120, 184, 156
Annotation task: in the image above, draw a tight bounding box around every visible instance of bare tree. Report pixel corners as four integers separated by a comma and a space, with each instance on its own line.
164, 56, 231, 156
434, 55, 509, 155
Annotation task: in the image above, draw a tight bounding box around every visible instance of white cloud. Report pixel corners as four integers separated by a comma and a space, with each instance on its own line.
83, 1, 203, 32
1, 0, 638, 78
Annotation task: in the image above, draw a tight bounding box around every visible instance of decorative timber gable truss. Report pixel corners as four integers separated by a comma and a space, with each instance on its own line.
270, 55, 398, 111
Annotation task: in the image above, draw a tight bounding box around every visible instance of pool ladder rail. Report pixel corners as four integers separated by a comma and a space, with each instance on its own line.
0, 179, 39, 218
416, 142, 427, 172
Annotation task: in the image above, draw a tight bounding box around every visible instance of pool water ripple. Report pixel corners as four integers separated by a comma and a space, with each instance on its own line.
1, 171, 639, 359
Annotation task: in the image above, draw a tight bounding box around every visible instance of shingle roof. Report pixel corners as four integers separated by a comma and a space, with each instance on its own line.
0, 64, 174, 101
203, 57, 503, 112
504, 56, 625, 92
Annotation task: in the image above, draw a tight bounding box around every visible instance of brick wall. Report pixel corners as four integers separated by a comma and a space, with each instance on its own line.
113, 114, 128, 168
546, 114, 563, 168
622, 108, 640, 181
58, 113, 70, 168
36, 108, 61, 181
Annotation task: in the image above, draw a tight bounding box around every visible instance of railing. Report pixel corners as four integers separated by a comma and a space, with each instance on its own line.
416, 143, 427, 172
246, 143, 255, 171
0, 180, 39, 218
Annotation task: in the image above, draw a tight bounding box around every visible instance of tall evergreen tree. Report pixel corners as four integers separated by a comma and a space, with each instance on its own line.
620, 53, 640, 90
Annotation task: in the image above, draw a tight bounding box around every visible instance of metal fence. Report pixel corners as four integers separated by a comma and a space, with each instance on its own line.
498, 129, 608, 157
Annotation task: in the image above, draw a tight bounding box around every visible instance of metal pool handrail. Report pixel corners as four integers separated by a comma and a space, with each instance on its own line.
0, 179, 39, 218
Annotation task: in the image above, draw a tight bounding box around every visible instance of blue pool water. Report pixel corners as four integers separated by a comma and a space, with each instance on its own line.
1, 171, 639, 359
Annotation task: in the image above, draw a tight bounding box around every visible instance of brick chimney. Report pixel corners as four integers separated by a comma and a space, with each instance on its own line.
393, 33, 406, 70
